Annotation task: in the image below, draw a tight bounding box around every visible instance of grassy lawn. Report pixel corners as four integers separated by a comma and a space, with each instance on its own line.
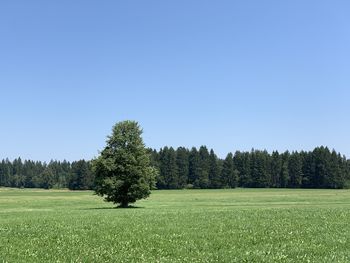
0, 188, 349, 262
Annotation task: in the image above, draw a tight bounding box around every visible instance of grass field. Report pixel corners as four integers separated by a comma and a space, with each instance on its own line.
0, 188, 349, 262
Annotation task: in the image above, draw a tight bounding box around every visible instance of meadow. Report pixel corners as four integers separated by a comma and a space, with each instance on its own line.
0, 188, 349, 262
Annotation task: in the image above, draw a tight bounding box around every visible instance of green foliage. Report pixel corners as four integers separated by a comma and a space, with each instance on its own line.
68, 160, 93, 190
0, 159, 93, 189
251, 150, 272, 187
270, 151, 282, 187
1, 146, 349, 190
197, 146, 210, 188
208, 149, 221, 188
288, 152, 303, 188
188, 147, 201, 188
221, 152, 238, 188
280, 162, 289, 188
35, 167, 55, 189
158, 147, 179, 189
92, 120, 156, 207
233, 151, 251, 187
176, 147, 189, 188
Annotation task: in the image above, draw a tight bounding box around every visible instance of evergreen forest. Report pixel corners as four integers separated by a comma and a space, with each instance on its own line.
1, 146, 349, 190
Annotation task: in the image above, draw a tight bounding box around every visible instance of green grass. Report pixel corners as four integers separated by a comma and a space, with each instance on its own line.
0, 188, 349, 262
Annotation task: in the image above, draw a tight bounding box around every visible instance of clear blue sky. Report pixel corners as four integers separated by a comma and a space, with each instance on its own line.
1, 0, 349, 161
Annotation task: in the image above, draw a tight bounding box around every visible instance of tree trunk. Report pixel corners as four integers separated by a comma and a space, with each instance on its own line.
119, 202, 129, 208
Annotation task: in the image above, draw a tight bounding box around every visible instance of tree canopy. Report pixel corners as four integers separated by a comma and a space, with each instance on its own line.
1, 146, 349, 191
92, 120, 156, 207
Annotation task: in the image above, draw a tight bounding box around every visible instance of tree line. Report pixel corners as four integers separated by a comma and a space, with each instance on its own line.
0, 146, 349, 190
151, 146, 350, 189
0, 159, 93, 190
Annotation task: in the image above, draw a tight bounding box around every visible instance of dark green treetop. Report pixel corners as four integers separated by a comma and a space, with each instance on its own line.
92, 120, 156, 207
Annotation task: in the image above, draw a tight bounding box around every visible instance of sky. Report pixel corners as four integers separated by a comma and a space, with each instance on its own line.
0, 0, 349, 161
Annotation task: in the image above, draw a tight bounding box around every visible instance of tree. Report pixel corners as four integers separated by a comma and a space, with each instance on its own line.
176, 147, 189, 188
0, 159, 12, 187
148, 149, 160, 177
12, 158, 25, 187
250, 150, 270, 187
280, 152, 290, 188
327, 151, 345, 189
233, 151, 251, 187
208, 149, 221, 188
221, 153, 238, 188
312, 146, 330, 188
288, 152, 303, 188
197, 146, 210, 188
188, 147, 201, 188
270, 151, 282, 187
92, 121, 156, 208
158, 147, 179, 189
300, 151, 313, 188
68, 160, 94, 190
37, 167, 55, 189
23, 160, 36, 188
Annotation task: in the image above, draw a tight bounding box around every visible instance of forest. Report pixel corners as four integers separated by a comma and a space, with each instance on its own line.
0, 146, 349, 190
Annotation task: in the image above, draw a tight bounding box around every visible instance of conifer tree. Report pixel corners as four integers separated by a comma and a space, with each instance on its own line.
188, 147, 201, 188
233, 151, 251, 187
280, 159, 289, 188
159, 147, 179, 189
69, 160, 93, 190
176, 147, 189, 188
208, 149, 221, 188
288, 152, 303, 188
198, 146, 210, 188
221, 153, 238, 188
270, 151, 282, 187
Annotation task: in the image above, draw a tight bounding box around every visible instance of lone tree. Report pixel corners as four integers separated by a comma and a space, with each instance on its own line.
92, 120, 156, 208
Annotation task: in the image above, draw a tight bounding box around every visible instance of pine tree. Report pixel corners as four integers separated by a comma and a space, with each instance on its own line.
188, 147, 201, 188
250, 150, 270, 187
208, 149, 221, 188
148, 149, 160, 173
23, 160, 36, 188
39, 167, 55, 189
233, 151, 251, 187
0, 160, 8, 186
198, 146, 210, 188
69, 160, 93, 190
221, 153, 238, 188
176, 147, 189, 188
288, 152, 303, 188
12, 158, 25, 187
270, 151, 282, 187
326, 151, 343, 188
300, 151, 313, 188
280, 152, 290, 188
159, 147, 179, 189
156, 148, 167, 189
312, 146, 330, 188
